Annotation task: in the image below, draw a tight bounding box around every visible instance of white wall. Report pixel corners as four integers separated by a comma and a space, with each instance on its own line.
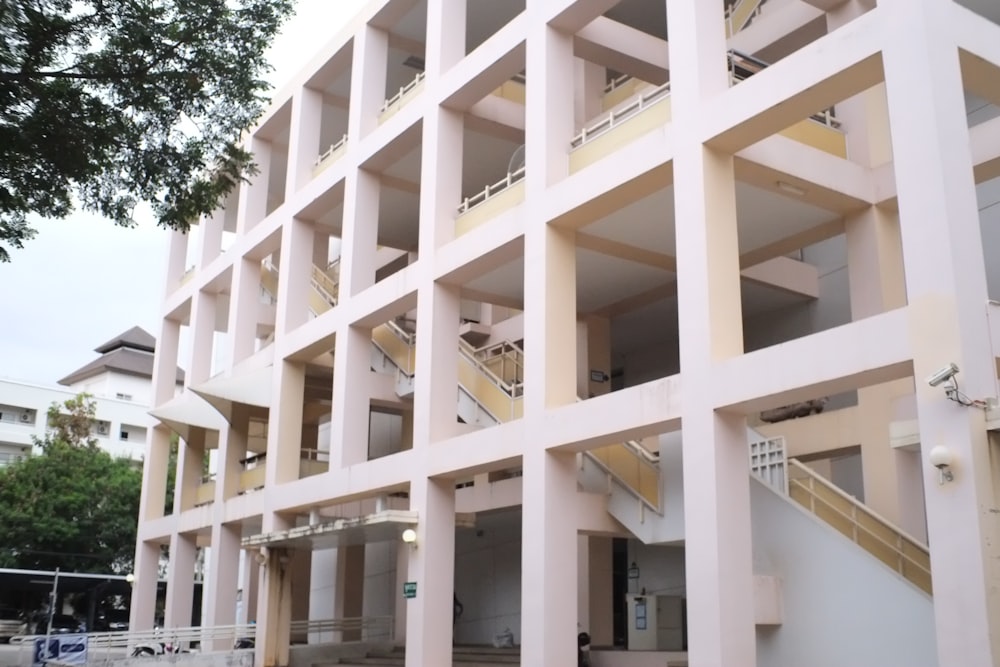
0, 378, 154, 459
454, 509, 522, 646
750, 478, 936, 667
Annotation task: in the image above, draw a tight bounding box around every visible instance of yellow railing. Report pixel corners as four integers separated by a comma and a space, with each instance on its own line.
787, 459, 931, 594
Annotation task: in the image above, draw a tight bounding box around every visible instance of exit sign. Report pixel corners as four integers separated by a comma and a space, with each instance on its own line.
403, 581, 417, 599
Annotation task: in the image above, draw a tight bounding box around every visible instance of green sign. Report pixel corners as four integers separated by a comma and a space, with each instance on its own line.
403, 581, 417, 599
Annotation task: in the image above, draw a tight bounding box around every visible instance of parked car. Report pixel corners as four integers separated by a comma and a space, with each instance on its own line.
94, 609, 130, 632
0, 608, 26, 643
33, 614, 85, 635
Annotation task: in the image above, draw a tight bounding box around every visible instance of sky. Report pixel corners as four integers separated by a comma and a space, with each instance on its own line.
0, 0, 367, 385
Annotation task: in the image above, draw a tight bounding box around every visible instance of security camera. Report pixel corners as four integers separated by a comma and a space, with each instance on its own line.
926, 363, 959, 388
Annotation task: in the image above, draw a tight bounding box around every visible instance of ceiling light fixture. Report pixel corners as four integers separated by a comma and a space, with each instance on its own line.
776, 181, 807, 196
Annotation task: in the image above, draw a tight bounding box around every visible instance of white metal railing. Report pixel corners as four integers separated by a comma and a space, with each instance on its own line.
11, 617, 394, 656
728, 50, 841, 129
457, 166, 526, 215
311, 265, 338, 307
570, 81, 672, 149
464, 339, 524, 398
786, 459, 932, 594
381, 71, 426, 113
315, 134, 348, 168
603, 73, 634, 94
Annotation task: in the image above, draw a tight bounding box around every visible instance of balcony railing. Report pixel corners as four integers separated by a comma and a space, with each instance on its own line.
571, 81, 672, 149
729, 50, 841, 129
457, 166, 526, 215
381, 71, 426, 114
315, 134, 348, 168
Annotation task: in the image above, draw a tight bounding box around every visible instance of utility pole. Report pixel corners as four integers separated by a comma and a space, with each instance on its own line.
43, 567, 60, 665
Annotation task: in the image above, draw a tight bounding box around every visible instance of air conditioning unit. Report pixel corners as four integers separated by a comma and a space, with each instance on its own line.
97, 424, 109, 435
20, 412, 31, 423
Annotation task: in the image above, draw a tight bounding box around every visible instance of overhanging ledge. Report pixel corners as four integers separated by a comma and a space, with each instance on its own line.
241, 510, 476, 551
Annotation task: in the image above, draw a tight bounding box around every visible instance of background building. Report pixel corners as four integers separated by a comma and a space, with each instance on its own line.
0, 327, 184, 464
133, 0, 1000, 666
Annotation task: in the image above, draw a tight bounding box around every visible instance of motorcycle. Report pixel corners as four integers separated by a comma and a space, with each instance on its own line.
130, 632, 189, 657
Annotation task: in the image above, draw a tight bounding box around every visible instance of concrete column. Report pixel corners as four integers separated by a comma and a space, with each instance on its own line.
348, 25, 389, 142
129, 540, 162, 631
881, 0, 1000, 662
667, 0, 755, 663
165, 532, 197, 628
174, 431, 206, 513
199, 210, 225, 269
203, 522, 240, 648
524, 19, 575, 193
165, 230, 189, 288
256, 515, 293, 667
394, 540, 409, 641
413, 283, 461, 444
404, 477, 456, 667
265, 361, 305, 486
286, 86, 324, 195
152, 318, 181, 404
308, 549, 336, 642
523, 225, 577, 415
139, 426, 173, 521
425, 0, 466, 79
340, 546, 365, 641
228, 257, 263, 365
276, 217, 315, 334
188, 291, 217, 386
845, 206, 909, 523
339, 168, 380, 300
587, 537, 614, 647
238, 551, 260, 625
520, 448, 578, 666
575, 60, 605, 129
217, 405, 249, 502
237, 137, 272, 233
417, 106, 464, 251
330, 325, 373, 467
586, 315, 612, 398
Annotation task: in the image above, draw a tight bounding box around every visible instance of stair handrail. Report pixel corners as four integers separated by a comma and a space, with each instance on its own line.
583, 452, 661, 514
728, 50, 840, 129
310, 264, 339, 306
459, 338, 524, 398
787, 458, 931, 589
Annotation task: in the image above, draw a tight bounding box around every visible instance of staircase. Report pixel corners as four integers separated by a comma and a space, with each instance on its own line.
725, 0, 767, 37
263, 266, 931, 600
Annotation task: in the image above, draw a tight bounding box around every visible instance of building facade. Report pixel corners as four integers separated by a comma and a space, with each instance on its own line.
132, 0, 1000, 665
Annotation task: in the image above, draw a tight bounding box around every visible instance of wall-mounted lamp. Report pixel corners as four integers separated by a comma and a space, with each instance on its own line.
401, 528, 418, 548
627, 562, 640, 580
929, 445, 955, 484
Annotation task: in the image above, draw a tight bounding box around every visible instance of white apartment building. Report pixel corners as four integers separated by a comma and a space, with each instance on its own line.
132, 0, 1000, 665
0, 327, 183, 463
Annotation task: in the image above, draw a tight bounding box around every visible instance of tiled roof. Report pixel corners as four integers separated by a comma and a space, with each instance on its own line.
57, 327, 185, 387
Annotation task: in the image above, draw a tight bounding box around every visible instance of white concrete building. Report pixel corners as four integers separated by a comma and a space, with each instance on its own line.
133, 0, 1000, 666
0, 327, 184, 463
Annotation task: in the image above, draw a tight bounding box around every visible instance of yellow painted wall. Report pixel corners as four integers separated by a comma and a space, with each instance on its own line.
455, 181, 526, 237
779, 119, 848, 159
570, 98, 672, 174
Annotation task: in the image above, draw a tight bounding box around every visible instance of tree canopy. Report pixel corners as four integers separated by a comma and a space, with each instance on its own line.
0, 0, 294, 261
0, 394, 142, 573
